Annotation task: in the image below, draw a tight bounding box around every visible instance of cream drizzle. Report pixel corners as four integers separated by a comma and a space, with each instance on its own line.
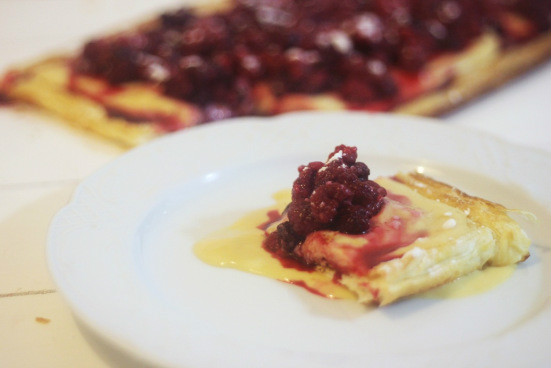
194, 187, 515, 302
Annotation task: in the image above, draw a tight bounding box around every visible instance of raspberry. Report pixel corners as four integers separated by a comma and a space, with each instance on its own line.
271, 145, 387, 257
292, 161, 324, 201
310, 182, 353, 224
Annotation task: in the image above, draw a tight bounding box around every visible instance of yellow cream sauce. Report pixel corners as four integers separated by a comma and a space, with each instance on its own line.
193, 188, 514, 302
194, 190, 355, 299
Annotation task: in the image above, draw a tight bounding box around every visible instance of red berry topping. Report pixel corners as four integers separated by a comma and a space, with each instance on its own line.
74, 0, 551, 122
266, 145, 387, 258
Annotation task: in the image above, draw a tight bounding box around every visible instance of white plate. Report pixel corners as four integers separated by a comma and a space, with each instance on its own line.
48, 111, 551, 368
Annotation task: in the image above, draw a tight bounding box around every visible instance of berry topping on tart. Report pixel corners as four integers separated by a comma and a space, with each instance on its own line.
72, 0, 551, 121
265, 145, 387, 259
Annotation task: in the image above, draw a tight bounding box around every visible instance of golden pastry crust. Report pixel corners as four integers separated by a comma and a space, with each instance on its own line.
393, 172, 531, 266
287, 174, 531, 305
3, 57, 203, 147
395, 32, 551, 116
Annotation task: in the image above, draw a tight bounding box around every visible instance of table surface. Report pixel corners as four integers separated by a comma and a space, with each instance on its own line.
1, 1, 550, 367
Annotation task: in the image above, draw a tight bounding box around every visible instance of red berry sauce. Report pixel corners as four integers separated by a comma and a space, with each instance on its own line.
264, 145, 387, 261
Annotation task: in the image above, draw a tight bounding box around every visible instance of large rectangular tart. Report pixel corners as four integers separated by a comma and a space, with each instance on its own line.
1, 0, 550, 146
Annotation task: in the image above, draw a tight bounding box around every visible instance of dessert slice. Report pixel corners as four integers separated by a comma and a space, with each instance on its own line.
264, 145, 530, 305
